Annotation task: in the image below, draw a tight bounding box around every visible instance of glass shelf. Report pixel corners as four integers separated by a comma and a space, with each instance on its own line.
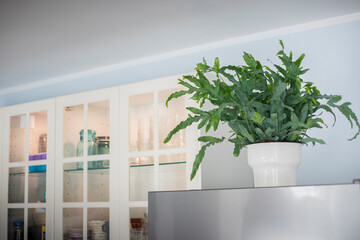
64, 167, 110, 172
9, 172, 47, 176
130, 161, 186, 168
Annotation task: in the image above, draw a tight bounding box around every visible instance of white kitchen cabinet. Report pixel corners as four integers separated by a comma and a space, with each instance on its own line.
55, 87, 120, 240
119, 74, 201, 240
0, 73, 200, 240
0, 99, 55, 240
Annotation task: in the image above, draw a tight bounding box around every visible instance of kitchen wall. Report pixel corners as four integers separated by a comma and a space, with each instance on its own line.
201, 20, 360, 188
1, 18, 359, 189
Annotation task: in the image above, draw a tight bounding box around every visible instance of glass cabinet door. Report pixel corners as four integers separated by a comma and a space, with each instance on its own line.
1, 99, 55, 240
120, 74, 201, 240
55, 88, 119, 240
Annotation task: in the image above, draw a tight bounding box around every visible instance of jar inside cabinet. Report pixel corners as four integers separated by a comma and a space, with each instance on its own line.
129, 93, 154, 152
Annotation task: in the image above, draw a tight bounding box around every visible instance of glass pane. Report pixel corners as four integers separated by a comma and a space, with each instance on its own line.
88, 100, 110, 156
159, 153, 186, 164
130, 208, 148, 240
159, 154, 186, 191
63, 162, 83, 202
129, 93, 154, 152
9, 114, 26, 162
130, 157, 154, 201
29, 111, 47, 161
8, 208, 24, 240
28, 208, 46, 240
63, 105, 84, 158
88, 208, 109, 239
88, 160, 109, 202
159, 89, 186, 149
28, 165, 47, 203
63, 208, 84, 240
9, 167, 25, 203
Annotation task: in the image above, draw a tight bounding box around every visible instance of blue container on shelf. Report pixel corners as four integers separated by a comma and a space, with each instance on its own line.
29, 165, 46, 173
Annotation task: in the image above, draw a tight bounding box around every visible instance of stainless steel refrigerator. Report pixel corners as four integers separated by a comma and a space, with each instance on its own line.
149, 184, 360, 240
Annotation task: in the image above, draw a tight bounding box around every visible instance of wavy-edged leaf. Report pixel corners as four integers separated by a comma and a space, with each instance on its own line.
190, 137, 225, 180
198, 136, 224, 143
164, 116, 201, 143
254, 127, 267, 141
166, 90, 190, 107
294, 54, 305, 67
302, 137, 326, 146
186, 107, 207, 115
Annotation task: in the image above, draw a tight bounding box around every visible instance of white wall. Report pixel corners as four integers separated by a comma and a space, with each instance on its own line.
201, 20, 360, 188
1, 19, 359, 189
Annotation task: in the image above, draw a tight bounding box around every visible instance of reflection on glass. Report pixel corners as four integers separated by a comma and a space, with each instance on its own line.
159, 154, 186, 191
63, 162, 83, 202
130, 208, 148, 240
63, 105, 84, 158
130, 156, 154, 167
88, 208, 109, 240
130, 157, 154, 201
29, 165, 46, 203
88, 160, 109, 202
8, 208, 24, 240
8, 167, 25, 203
159, 89, 186, 149
9, 114, 26, 162
129, 93, 154, 152
63, 208, 84, 239
88, 101, 110, 156
28, 208, 46, 239
29, 111, 47, 161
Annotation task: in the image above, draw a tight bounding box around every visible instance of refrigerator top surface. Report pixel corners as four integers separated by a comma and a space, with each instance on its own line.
149, 184, 360, 240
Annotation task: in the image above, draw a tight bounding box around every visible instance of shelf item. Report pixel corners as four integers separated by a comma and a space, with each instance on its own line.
29, 165, 46, 173
129, 93, 154, 152
77, 129, 97, 156
29, 111, 48, 161
8, 209, 25, 240
63, 208, 84, 239
130, 208, 148, 240
158, 89, 186, 149
88, 208, 109, 239
63, 104, 84, 158
29, 153, 47, 161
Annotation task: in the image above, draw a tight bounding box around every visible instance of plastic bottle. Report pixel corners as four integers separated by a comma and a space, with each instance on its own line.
13, 221, 24, 240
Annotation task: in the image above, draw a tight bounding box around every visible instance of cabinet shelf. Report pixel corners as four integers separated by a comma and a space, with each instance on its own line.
130, 161, 186, 168
10, 171, 47, 176
64, 166, 110, 172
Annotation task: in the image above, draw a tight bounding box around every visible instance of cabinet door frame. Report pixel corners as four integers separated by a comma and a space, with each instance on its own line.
119, 73, 201, 239
54, 87, 120, 239
0, 99, 55, 239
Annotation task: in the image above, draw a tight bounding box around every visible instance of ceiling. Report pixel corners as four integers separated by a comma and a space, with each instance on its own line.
1, 0, 360, 94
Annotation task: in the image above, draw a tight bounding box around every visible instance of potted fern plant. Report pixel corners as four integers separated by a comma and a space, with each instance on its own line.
164, 40, 360, 187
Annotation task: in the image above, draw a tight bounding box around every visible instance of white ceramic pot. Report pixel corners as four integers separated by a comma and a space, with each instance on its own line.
247, 142, 302, 187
